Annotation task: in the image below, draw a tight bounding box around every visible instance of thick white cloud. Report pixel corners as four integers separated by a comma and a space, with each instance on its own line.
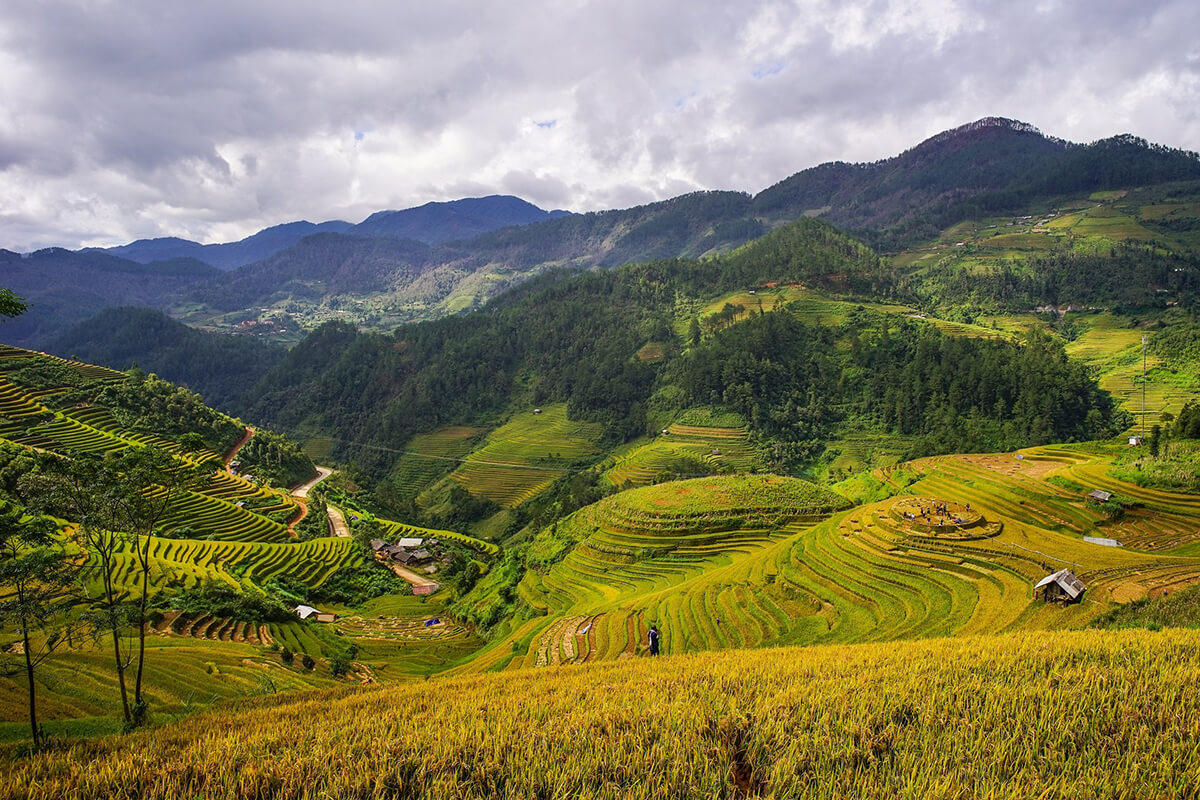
0, 0, 1196, 251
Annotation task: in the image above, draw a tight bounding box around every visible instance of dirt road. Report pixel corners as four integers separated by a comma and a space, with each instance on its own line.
224, 427, 254, 469
292, 466, 334, 498
326, 504, 351, 538
383, 561, 440, 593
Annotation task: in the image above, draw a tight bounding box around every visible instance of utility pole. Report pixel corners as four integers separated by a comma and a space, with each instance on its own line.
1141, 334, 1148, 442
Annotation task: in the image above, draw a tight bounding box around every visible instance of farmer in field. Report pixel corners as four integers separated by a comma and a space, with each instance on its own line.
647, 624, 661, 656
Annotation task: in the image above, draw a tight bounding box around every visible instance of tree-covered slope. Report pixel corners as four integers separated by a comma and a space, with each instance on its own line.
49, 308, 285, 412
754, 117, 1200, 251
237, 218, 1126, 491
0, 249, 216, 347
10, 118, 1200, 347
351, 195, 570, 242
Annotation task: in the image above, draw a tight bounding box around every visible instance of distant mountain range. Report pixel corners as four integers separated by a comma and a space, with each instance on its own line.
90, 195, 571, 271
5, 117, 1200, 349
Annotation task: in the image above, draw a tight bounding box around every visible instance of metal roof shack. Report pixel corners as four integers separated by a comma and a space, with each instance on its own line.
295, 605, 336, 623
1088, 490, 1113, 503
378, 545, 416, 564
1034, 569, 1086, 603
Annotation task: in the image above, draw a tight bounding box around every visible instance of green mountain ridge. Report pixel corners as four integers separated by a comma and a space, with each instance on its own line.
8, 117, 1200, 348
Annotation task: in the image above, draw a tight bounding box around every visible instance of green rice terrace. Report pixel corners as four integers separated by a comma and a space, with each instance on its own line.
6, 312, 1200, 742
605, 409, 761, 487
0, 345, 498, 734
452, 445, 1200, 675
449, 404, 604, 507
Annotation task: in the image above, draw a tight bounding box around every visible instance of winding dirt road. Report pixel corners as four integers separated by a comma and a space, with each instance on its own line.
287, 466, 334, 536
291, 466, 334, 498
382, 560, 440, 593
224, 427, 254, 470
326, 503, 350, 538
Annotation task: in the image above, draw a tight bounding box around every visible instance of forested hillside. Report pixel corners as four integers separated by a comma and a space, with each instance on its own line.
0, 249, 216, 347
237, 218, 1126, 499
754, 118, 1200, 250
50, 308, 285, 411
9, 118, 1200, 349
97, 195, 566, 270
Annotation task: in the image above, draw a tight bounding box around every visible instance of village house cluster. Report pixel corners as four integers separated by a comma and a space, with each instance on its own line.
370, 536, 440, 568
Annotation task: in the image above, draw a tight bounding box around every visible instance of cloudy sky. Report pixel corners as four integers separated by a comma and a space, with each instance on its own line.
1, 0, 1198, 251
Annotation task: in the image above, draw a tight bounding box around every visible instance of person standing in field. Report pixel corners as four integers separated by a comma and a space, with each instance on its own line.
648, 624, 661, 656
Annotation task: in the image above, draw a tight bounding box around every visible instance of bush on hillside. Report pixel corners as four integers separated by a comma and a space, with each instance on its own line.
164, 580, 292, 623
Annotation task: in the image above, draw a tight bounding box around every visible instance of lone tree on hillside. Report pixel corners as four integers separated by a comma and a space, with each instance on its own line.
21, 447, 205, 729
21, 455, 139, 727
0, 507, 79, 751
114, 447, 206, 724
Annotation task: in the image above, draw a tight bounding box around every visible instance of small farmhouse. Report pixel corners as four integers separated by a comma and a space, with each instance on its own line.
377, 544, 415, 564
1034, 569, 1086, 603
295, 605, 336, 623
1088, 490, 1112, 503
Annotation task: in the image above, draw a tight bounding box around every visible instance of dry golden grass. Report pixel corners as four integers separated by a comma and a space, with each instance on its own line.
4, 628, 1199, 799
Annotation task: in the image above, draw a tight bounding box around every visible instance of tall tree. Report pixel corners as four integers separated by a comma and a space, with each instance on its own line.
0, 506, 78, 751
21, 455, 138, 727
113, 447, 205, 723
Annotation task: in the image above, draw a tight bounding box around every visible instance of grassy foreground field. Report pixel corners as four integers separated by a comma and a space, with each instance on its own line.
4, 628, 1197, 799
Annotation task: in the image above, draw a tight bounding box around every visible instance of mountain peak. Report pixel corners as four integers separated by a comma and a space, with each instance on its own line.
915, 117, 1055, 151
352, 194, 569, 243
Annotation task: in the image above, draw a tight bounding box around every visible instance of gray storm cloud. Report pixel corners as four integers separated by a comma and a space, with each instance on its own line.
0, 0, 1196, 251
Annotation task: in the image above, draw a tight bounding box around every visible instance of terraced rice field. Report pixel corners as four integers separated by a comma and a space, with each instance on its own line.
450, 405, 603, 507
605, 420, 761, 487
825, 430, 914, 476
478, 447, 1200, 672
689, 289, 1002, 341
386, 426, 483, 499
155, 488, 292, 543
0, 638, 339, 737
0, 343, 124, 382
376, 518, 500, 555
149, 611, 274, 645
79, 534, 361, 600
1063, 313, 1194, 427
7, 628, 1200, 799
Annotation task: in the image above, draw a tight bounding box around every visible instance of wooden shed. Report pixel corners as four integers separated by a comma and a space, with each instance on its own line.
1034, 569, 1086, 603
295, 604, 337, 623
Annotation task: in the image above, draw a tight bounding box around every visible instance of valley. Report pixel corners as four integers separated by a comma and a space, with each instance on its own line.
2, 117, 1200, 797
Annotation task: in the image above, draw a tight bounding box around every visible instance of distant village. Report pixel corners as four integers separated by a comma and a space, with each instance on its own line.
294, 534, 448, 623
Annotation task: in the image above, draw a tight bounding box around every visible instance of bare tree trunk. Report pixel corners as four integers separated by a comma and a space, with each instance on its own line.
134, 535, 150, 718
110, 624, 130, 725
98, 546, 131, 726
19, 588, 41, 751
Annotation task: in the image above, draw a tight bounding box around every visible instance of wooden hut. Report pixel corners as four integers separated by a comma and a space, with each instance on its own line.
295, 605, 336, 623
1034, 569, 1086, 603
